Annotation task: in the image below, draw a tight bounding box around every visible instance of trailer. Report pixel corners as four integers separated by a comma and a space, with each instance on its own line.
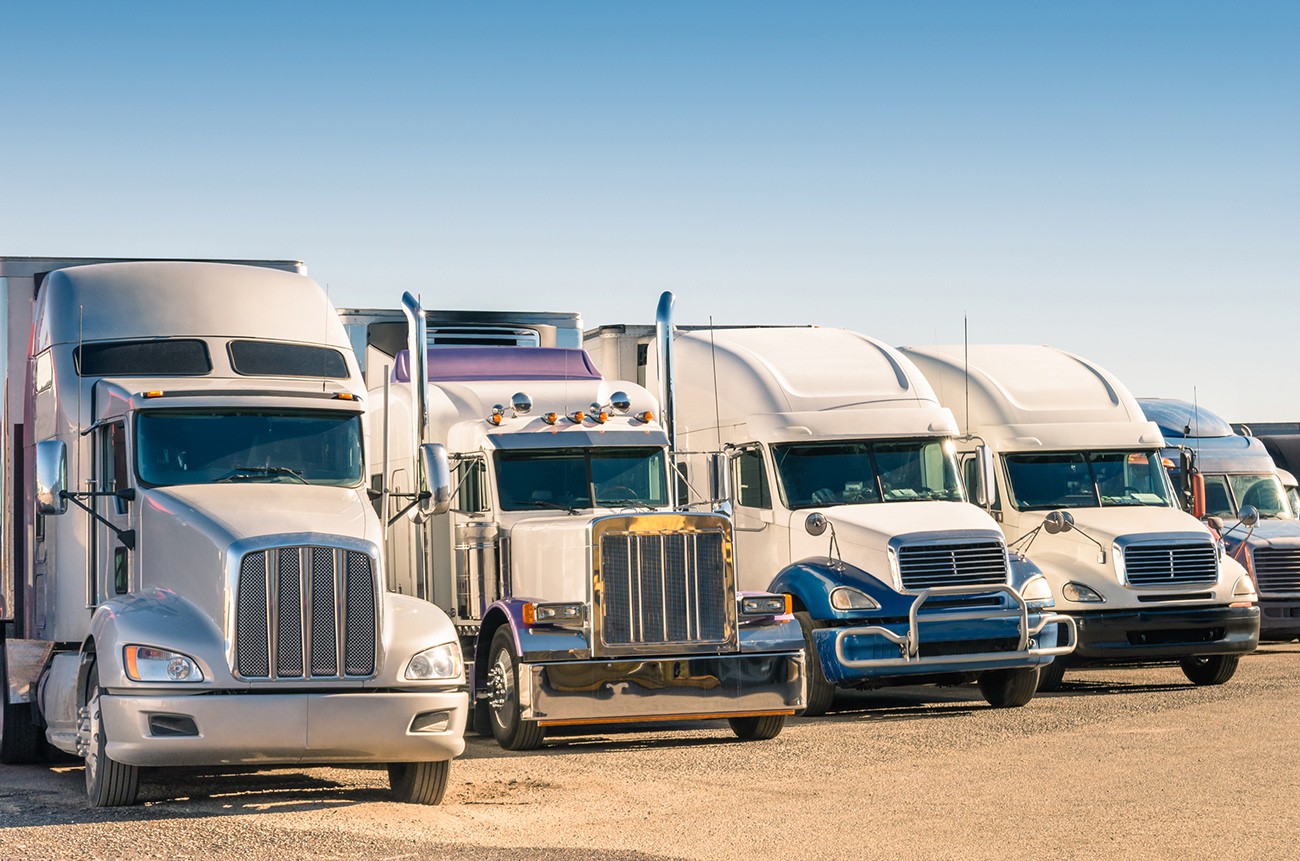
0, 258, 467, 806
338, 297, 805, 750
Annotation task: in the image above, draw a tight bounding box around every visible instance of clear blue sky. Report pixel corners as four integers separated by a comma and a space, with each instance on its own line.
3, 2, 1297, 420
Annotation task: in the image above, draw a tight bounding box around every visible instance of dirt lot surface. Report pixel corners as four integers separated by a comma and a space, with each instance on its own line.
2, 644, 1297, 861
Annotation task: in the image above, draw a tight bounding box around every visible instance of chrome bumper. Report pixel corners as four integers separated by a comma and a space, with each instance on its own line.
833, 584, 1078, 669
99, 690, 467, 767
521, 652, 805, 725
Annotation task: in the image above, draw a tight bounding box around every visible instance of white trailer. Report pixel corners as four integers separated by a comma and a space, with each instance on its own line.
339, 298, 806, 750
899, 344, 1260, 688
587, 299, 1074, 714
0, 258, 467, 806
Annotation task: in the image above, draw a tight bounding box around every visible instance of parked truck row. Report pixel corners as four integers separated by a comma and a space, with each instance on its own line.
0, 261, 1269, 809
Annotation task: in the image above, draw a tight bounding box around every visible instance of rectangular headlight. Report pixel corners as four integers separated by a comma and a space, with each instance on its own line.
741, 595, 791, 616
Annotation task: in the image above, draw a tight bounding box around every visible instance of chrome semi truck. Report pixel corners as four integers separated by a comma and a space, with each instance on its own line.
338, 298, 805, 750
0, 258, 467, 806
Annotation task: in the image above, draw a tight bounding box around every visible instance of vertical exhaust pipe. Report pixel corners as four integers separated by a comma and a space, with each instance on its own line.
401, 292, 430, 449
655, 291, 679, 508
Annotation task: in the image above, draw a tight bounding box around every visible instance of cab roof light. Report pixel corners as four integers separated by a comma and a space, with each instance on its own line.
590, 403, 609, 424
569, 410, 585, 424
488, 404, 505, 426
334, 392, 359, 401
543, 412, 559, 425
637, 410, 654, 423
143, 391, 165, 398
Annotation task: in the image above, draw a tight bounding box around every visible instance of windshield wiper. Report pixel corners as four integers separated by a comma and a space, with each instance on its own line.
599, 498, 655, 509
505, 498, 581, 514
216, 466, 308, 484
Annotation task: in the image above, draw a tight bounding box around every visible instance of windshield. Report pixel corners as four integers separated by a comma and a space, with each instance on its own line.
1206, 473, 1293, 519
772, 439, 963, 509
136, 410, 364, 487
496, 447, 668, 511
1004, 450, 1173, 510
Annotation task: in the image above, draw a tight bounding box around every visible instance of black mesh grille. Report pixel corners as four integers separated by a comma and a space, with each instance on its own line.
599, 530, 729, 648
234, 546, 377, 679
897, 540, 1008, 590
1123, 543, 1218, 587
1250, 548, 1300, 594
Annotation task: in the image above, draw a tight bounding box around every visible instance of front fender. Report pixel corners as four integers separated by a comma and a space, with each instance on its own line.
378, 593, 463, 686
770, 556, 912, 621
88, 588, 229, 690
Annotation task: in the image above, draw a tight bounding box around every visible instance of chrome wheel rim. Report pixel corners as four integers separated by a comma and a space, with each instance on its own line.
487, 648, 515, 727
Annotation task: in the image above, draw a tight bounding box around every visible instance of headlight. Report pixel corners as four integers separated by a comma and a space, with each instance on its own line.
830, 587, 880, 611
123, 645, 203, 682
1018, 575, 1053, 603
741, 594, 791, 616
1232, 574, 1257, 599
405, 643, 463, 681
1061, 581, 1105, 603
523, 601, 585, 625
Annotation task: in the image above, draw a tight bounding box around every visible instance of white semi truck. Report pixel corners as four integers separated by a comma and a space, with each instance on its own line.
0, 258, 467, 807
899, 344, 1260, 689
338, 298, 806, 750
585, 299, 1075, 715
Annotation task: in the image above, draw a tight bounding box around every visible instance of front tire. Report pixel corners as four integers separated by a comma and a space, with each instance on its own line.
728, 714, 785, 740
1036, 658, 1067, 692
388, 760, 450, 805
795, 612, 836, 717
82, 662, 140, 807
1180, 654, 1240, 686
486, 628, 546, 751
978, 667, 1039, 708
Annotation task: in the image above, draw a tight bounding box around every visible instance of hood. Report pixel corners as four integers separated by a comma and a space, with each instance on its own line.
1022, 505, 1210, 547
135, 483, 380, 639
789, 500, 1004, 586
1224, 517, 1300, 550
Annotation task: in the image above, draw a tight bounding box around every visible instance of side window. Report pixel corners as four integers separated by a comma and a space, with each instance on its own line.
102, 421, 129, 515
733, 446, 771, 509
454, 457, 488, 513
962, 456, 980, 503
1203, 475, 1234, 518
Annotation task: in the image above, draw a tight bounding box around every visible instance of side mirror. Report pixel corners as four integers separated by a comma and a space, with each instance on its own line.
1239, 504, 1260, 528
418, 443, 452, 517
805, 512, 829, 536
34, 439, 68, 516
1043, 510, 1075, 535
974, 445, 997, 508
1191, 473, 1206, 520
708, 452, 731, 504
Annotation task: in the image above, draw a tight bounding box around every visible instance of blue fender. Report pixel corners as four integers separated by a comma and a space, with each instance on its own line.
770, 556, 914, 621
87, 588, 230, 689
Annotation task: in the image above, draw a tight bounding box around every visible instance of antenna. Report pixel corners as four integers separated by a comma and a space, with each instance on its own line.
709, 315, 722, 452
963, 312, 970, 438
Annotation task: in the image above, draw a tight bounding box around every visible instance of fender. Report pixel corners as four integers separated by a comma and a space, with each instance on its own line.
476, 599, 592, 691
87, 588, 230, 691
770, 556, 914, 621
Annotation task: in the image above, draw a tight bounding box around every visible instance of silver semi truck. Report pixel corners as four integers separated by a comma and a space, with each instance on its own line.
0, 258, 467, 806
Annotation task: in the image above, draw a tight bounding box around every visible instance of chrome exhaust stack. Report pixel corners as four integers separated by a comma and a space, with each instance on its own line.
402, 291, 430, 449
655, 290, 679, 508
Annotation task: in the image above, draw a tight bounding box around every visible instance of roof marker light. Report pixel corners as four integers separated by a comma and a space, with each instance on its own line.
544, 412, 559, 425
143, 391, 165, 398
637, 410, 654, 423
489, 404, 505, 426
570, 411, 585, 424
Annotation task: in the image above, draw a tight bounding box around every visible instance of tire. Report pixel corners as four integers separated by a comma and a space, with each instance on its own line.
1036, 657, 1067, 692
1180, 654, 1240, 686
978, 667, 1039, 708
82, 662, 140, 807
0, 638, 48, 765
728, 714, 785, 741
388, 760, 450, 805
795, 612, 836, 717
485, 628, 545, 751
469, 699, 493, 736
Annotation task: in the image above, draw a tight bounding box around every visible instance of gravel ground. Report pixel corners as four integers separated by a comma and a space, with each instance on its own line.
3, 644, 1297, 861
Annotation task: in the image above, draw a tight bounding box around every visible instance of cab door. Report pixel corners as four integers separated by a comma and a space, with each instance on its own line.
729, 444, 788, 592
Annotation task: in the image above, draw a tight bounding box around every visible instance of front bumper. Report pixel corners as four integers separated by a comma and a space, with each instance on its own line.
100, 689, 468, 767
1068, 604, 1260, 661
818, 585, 1077, 685
520, 652, 805, 725
1259, 597, 1300, 640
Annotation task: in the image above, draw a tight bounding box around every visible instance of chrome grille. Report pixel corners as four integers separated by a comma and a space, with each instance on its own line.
234, 546, 378, 679
896, 540, 1008, 590
1123, 542, 1218, 587
1250, 548, 1300, 594
599, 530, 730, 648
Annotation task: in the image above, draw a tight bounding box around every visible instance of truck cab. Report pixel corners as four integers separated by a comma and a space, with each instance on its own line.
587, 299, 1075, 715
1141, 398, 1300, 640
1, 259, 467, 806
901, 345, 1260, 689
340, 299, 805, 750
